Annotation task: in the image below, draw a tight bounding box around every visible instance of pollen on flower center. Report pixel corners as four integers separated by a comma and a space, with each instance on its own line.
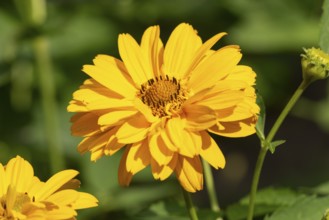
138, 75, 187, 117
1, 191, 32, 218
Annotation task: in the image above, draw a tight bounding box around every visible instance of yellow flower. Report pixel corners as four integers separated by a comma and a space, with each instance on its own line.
0, 156, 98, 219
68, 23, 259, 192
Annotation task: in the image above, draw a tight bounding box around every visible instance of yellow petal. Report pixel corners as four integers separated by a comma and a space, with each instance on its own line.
67, 100, 89, 112
71, 88, 133, 111
104, 135, 126, 156
118, 147, 133, 186
209, 117, 257, 137
35, 170, 79, 201
90, 149, 104, 161
5, 156, 34, 193
184, 104, 217, 130
159, 129, 177, 152
151, 153, 177, 180
77, 130, 110, 155
225, 65, 256, 86
163, 23, 202, 78
187, 79, 247, 106
141, 25, 164, 78
218, 87, 259, 122
126, 141, 151, 174
189, 47, 242, 93
199, 131, 225, 169
175, 156, 203, 192
46, 189, 79, 206
27, 177, 44, 198
45, 204, 77, 219
191, 88, 245, 111
83, 57, 136, 97
0, 163, 6, 197
118, 33, 153, 85
70, 112, 100, 136
6, 185, 17, 212
185, 32, 227, 75
149, 133, 174, 166
71, 192, 98, 209
133, 98, 158, 123
166, 118, 201, 157
116, 113, 150, 143
98, 109, 137, 126
56, 178, 81, 191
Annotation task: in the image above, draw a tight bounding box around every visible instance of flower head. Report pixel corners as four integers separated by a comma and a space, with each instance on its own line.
68, 23, 259, 192
0, 156, 98, 219
301, 47, 329, 83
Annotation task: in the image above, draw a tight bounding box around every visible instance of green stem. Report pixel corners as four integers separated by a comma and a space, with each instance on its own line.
202, 159, 220, 213
182, 188, 199, 220
266, 81, 309, 143
246, 146, 268, 220
247, 80, 310, 220
33, 36, 65, 172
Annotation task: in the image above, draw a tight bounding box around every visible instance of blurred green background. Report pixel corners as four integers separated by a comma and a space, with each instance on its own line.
0, 0, 328, 219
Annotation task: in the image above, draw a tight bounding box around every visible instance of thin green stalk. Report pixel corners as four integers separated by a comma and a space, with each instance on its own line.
202, 159, 220, 213
247, 80, 310, 220
33, 36, 65, 172
246, 146, 268, 220
182, 188, 199, 220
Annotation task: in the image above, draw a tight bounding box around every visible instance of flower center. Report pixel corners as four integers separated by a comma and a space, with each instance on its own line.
0, 189, 32, 219
138, 75, 187, 117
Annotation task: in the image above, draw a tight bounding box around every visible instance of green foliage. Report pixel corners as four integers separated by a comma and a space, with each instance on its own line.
265, 196, 329, 220
255, 94, 286, 153
267, 140, 286, 153
255, 94, 266, 141
135, 199, 220, 220
226, 187, 302, 220
320, 0, 329, 53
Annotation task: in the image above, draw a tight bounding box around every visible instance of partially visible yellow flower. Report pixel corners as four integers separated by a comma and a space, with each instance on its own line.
68, 23, 259, 192
0, 156, 98, 219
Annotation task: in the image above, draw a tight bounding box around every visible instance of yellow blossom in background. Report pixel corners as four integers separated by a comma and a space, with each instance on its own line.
0, 156, 98, 219
68, 23, 259, 192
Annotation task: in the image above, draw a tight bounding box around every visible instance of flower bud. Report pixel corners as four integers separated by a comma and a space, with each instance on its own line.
301, 47, 329, 84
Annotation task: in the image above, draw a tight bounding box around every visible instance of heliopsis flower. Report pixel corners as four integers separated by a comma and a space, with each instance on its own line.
68, 23, 259, 192
0, 155, 98, 219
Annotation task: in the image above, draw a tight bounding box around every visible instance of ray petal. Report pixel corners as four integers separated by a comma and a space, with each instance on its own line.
141, 25, 164, 77
209, 117, 257, 137
115, 113, 151, 143
163, 23, 202, 78
118, 146, 133, 186
149, 133, 174, 166
175, 156, 203, 192
83, 57, 136, 97
199, 131, 225, 169
189, 47, 242, 93
118, 34, 153, 85
126, 141, 151, 174
35, 170, 79, 201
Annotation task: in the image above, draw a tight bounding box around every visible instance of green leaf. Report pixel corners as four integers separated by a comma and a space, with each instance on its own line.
320, 0, 329, 53
226, 187, 301, 220
265, 195, 329, 220
240, 187, 300, 206
226, 203, 278, 220
314, 181, 329, 195
268, 140, 286, 153
256, 94, 266, 141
